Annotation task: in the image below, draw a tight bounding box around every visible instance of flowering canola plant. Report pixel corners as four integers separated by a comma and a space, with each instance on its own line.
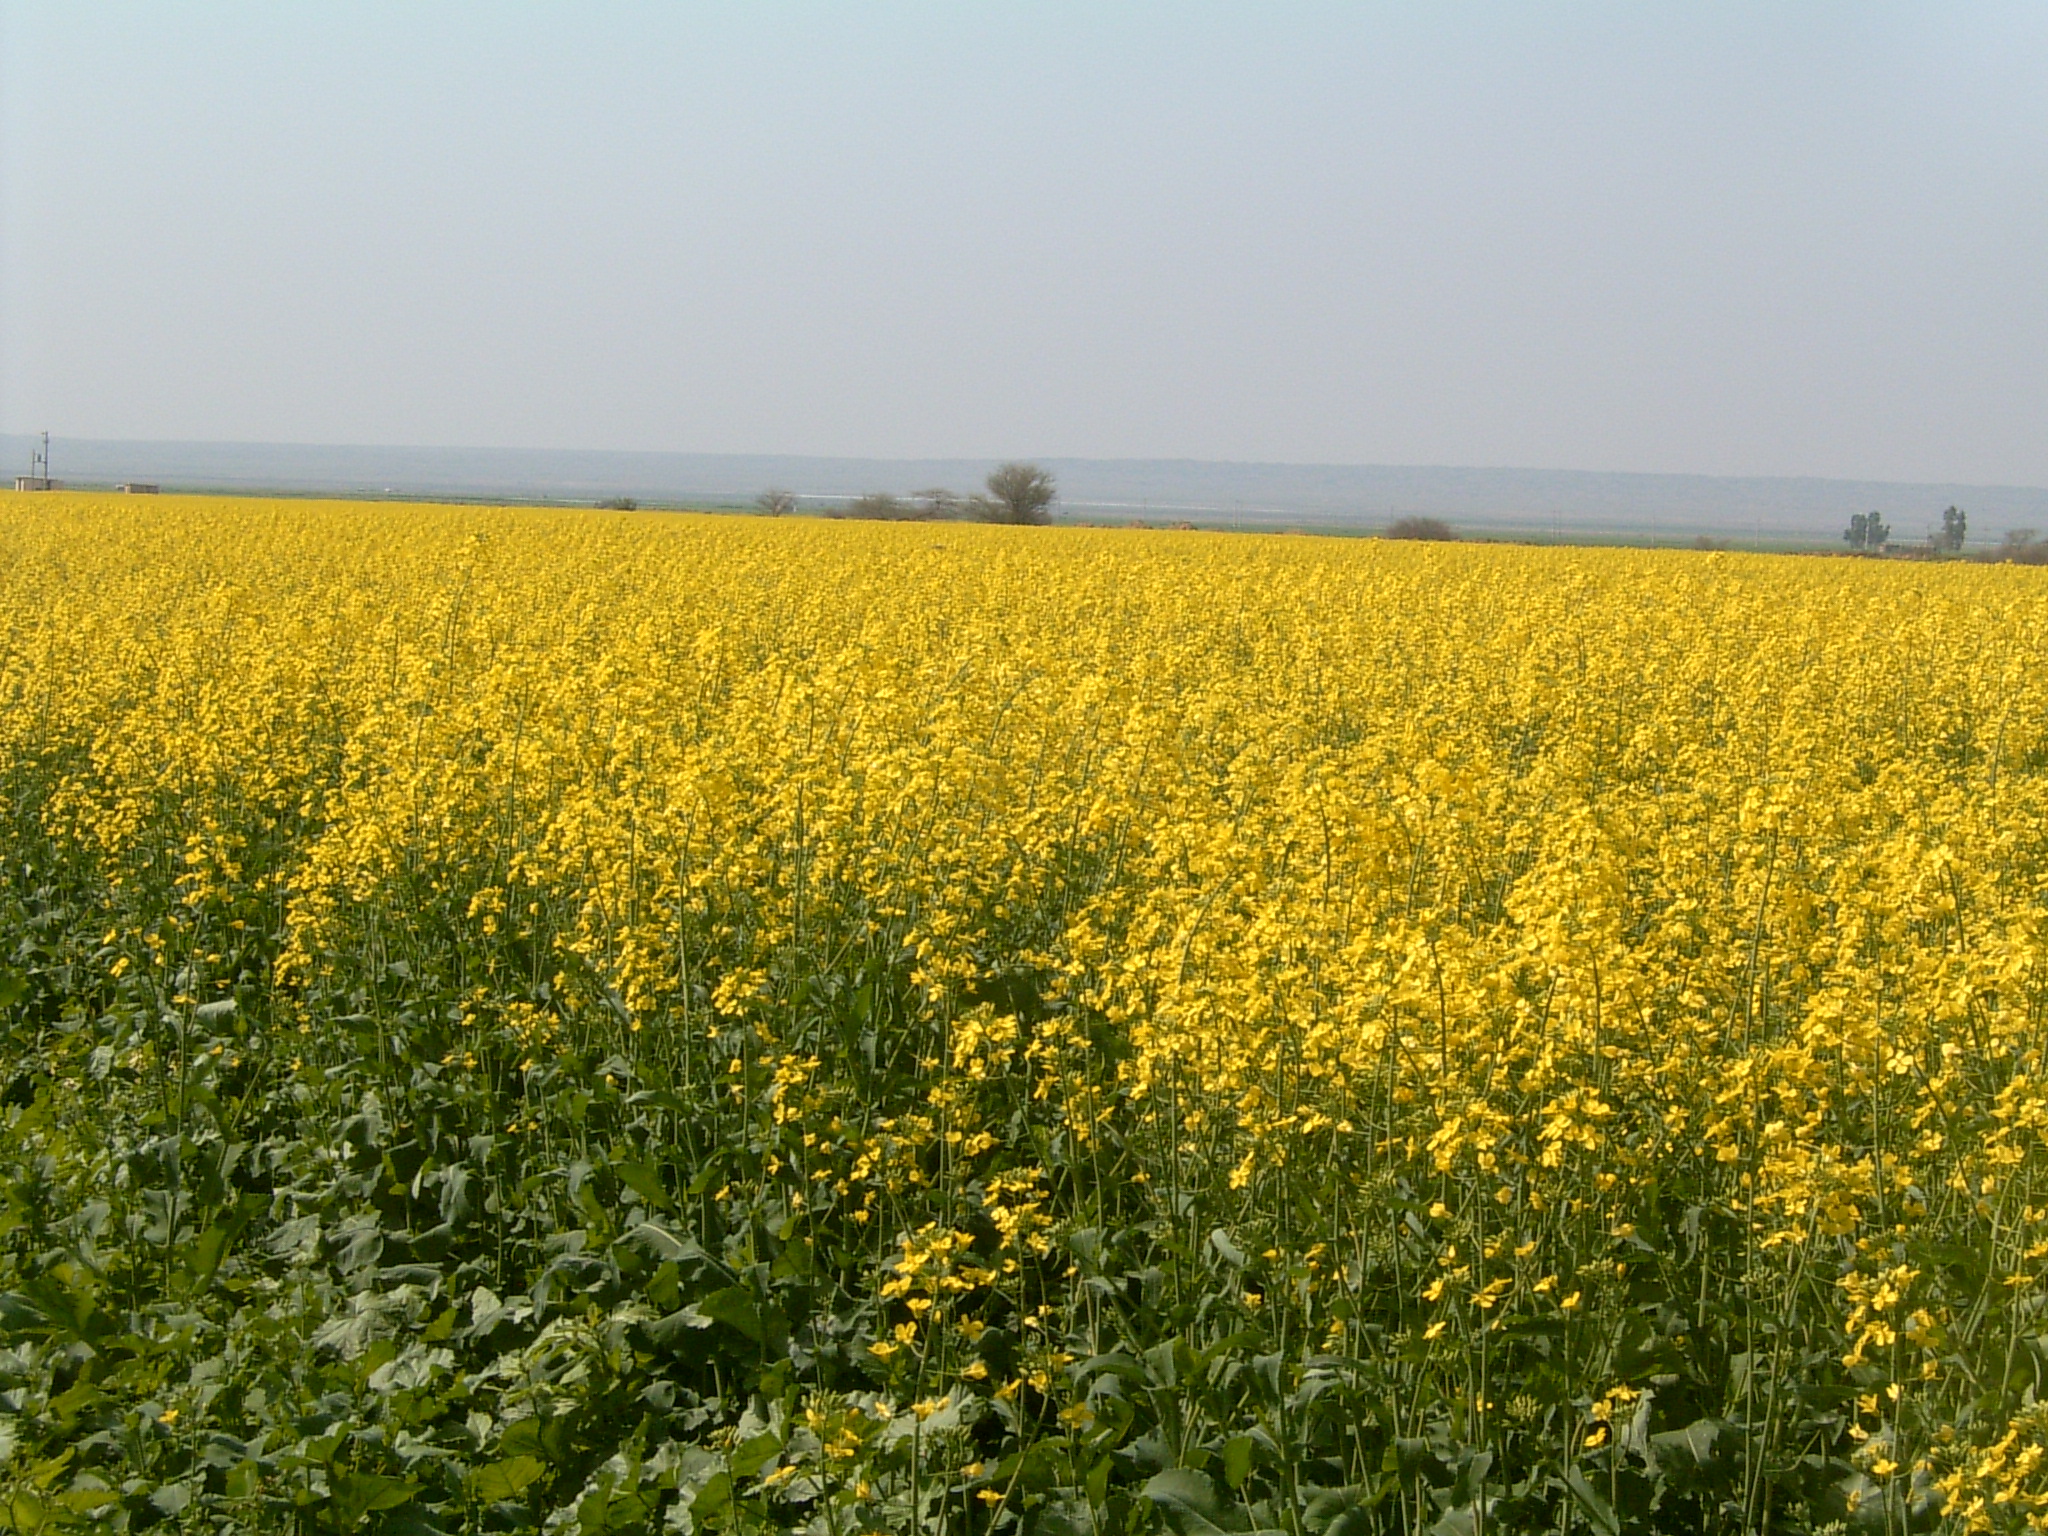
1, 492, 2047, 1533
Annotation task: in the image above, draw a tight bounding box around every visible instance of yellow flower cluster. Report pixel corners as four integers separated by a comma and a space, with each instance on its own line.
6, 491, 2048, 1513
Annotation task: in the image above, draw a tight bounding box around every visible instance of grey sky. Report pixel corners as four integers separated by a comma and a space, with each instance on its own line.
3, 4, 2044, 484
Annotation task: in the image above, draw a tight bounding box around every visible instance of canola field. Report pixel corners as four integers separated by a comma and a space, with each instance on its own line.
1, 493, 2047, 1535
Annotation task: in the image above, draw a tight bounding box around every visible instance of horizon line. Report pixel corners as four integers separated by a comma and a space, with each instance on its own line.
5, 430, 2048, 496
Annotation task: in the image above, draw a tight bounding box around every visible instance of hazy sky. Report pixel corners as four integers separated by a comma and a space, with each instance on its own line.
3, 4, 2044, 483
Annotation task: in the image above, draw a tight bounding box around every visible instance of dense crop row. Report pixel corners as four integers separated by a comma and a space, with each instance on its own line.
1, 495, 2047, 1533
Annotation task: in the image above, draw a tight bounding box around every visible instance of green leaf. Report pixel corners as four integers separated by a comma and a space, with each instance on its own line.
1390, 1438, 1440, 1487
1194, 1329, 1261, 1372
614, 1160, 671, 1208
1032, 1495, 1096, 1536
1073, 1351, 1146, 1386
328, 1471, 419, 1529
1143, 1338, 1182, 1388
469, 1454, 546, 1502
149, 1482, 194, 1517
621, 1222, 696, 1264
182, 1197, 260, 1289
4, 1490, 47, 1533
60, 1486, 121, 1516
1649, 1416, 1725, 1470
1561, 1467, 1620, 1536
1222, 1435, 1255, 1490
1304, 1488, 1363, 1532
685, 1470, 732, 1517
0, 1274, 103, 1347
1447, 1449, 1492, 1510
695, 1285, 763, 1344
0, 969, 26, 1009
1144, 1469, 1230, 1536
730, 1431, 780, 1479
499, 1416, 575, 1467
438, 1166, 473, 1225
1086, 1454, 1112, 1506
686, 1162, 723, 1197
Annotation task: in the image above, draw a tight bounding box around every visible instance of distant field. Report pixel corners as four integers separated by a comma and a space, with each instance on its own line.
3, 493, 2047, 1533
12, 436, 2048, 545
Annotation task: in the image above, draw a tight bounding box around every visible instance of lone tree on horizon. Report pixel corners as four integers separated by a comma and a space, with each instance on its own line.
977, 462, 1057, 525
1383, 516, 1458, 542
1938, 505, 1968, 554
1845, 511, 1891, 553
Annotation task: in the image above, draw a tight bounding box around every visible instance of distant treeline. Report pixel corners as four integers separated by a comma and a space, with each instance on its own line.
1842, 505, 2048, 563
763, 463, 1058, 526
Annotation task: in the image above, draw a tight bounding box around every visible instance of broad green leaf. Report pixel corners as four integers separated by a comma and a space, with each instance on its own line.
621, 1221, 696, 1263
614, 1160, 670, 1207
60, 1486, 121, 1516
329, 1470, 418, 1528
730, 1431, 780, 1479
686, 1469, 732, 1516
1561, 1467, 1620, 1536
4, 1489, 46, 1533
695, 1285, 763, 1343
1650, 1416, 1725, 1470
470, 1454, 546, 1502
1143, 1338, 1182, 1387
1144, 1468, 1230, 1536
148, 1482, 194, 1516
1222, 1434, 1255, 1490
1086, 1454, 1112, 1506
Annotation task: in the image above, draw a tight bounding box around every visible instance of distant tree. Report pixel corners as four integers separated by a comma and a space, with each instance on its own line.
1938, 505, 1968, 554
912, 488, 963, 521
597, 496, 639, 511
755, 488, 798, 516
1383, 516, 1458, 542
2002, 529, 2047, 565
974, 463, 1057, 525
842, 493, 910, 520
1845, 511, 1890, 553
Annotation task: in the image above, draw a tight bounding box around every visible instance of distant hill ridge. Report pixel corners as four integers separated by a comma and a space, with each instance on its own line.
7, 435, 2047, 542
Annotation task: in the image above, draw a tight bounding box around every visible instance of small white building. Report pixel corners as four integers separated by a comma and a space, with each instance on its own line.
117, 483, 160, 494
13, 477, 60, 492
